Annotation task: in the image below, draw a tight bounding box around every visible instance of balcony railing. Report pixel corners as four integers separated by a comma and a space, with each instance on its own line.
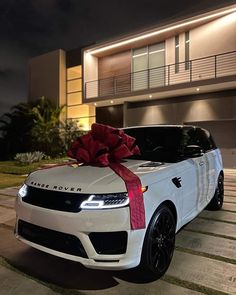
85, 51, 236, 99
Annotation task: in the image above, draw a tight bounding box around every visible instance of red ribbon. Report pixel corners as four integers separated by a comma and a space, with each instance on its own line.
68, 123, 146, 230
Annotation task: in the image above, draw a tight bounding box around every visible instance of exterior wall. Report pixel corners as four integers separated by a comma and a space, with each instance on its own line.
29, 49, 66, 107
124, 90, 236, 168
190, 12, 236, 58
96, 105, 124, 128
165, 13, 236, 66
98, 50, 131, 97
125, 90, 236, 127
83, 52, 98, 98
98, 50, 131, 79
29, 52, 95, 130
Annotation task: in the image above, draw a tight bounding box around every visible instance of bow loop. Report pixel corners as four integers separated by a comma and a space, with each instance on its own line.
68, 123, 140, 166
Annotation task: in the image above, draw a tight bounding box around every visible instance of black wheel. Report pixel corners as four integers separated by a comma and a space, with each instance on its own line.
206, 174, 224, 211
139, 205, 176, 280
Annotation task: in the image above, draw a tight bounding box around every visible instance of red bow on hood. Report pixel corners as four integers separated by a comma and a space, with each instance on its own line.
68, 123, 140, 166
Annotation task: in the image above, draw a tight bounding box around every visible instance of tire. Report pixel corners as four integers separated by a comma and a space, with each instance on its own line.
139, 205, 176, 280
206, 174, 224, 211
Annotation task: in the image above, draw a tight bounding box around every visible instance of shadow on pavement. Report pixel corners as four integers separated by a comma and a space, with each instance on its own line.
7, 247, 120, 290
7, 247, 156, 290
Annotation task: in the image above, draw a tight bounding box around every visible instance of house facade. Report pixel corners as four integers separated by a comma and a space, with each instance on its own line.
29, 4, 236, 167
82, 4, 236, 167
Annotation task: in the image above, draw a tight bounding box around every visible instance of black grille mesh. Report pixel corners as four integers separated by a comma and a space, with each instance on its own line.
18, 220, 88, 258
22, 186, 89, 212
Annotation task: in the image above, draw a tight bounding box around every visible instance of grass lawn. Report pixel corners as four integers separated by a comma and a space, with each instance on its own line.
0, 173, 26, 189
0, 158, 68, 189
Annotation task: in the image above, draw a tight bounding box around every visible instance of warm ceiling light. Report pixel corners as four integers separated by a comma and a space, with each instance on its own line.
94, 103, 97, 106
149, 95, 152, 98
110, 100, 114, 104
88, 6, 236, 55
196, 88, 200, 91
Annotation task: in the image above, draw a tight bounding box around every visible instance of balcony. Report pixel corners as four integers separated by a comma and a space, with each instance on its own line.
85, 51, 236, 100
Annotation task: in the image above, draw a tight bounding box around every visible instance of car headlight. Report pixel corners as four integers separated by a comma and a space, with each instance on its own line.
18, 184, 28, 198
80, 193, 129, 209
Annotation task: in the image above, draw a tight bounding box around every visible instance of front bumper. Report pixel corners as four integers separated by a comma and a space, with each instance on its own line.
15, 197, 146, 270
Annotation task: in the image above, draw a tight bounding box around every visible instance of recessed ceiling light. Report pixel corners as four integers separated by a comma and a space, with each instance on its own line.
94, 103, 97, 106
110, 100, 114, 104
196, 88, 200, 92
149, 95, 152, 98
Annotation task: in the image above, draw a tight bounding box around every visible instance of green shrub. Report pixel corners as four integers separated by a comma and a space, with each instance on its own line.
14, 151, 46, 165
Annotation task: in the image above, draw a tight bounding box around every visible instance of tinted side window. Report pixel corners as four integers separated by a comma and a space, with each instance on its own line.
184, 128, 216, 152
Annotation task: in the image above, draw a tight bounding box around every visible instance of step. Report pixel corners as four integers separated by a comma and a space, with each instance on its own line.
0, 207, 16, 224
103, 278, 205, 295
167, 251, 236, 295
223, 203, 236, 212
0, 263, 60, 295
0, 197, 15, 209
225, 186, 236, 192
225, 192, 236, 197
225, 196, 236, 203
0, 187, 19, 197
200, 210, 236, 223
176, 230, 236, 262
185, 218, 236, 239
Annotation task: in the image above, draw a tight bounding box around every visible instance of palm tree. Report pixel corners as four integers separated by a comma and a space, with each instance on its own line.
31, 96, 65, 156
0, 96, 81, 159
0, 102, 35, 159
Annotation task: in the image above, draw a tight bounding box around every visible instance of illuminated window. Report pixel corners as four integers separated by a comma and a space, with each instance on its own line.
185, 31, 190, 70
132, 42, 165, 90
67, 92, 82, 106
175, 35, 179, 73
67, 105, 95, 119
66, 65, 95, 130
67, 66, 82, 80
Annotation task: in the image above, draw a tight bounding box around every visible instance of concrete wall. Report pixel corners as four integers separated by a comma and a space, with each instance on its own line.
165, 12, 236, 64
125, 90, 236, 127
29, 49, 66, 107
164, 12, 236, 85
190, 12, 236, 59
83, 52, 98, 99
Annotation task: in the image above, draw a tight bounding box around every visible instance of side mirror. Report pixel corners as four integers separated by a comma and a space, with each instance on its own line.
184, 145, 204, 158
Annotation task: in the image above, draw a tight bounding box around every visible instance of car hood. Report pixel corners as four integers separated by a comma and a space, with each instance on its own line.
26, 160, 173, 194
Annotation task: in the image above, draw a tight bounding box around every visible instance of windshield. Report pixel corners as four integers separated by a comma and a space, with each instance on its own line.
124, 127, 186, 163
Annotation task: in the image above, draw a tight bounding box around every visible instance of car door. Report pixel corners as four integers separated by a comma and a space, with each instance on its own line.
196, 128, 217, 203
182, 128, 209, 215
178, 158, 199, 223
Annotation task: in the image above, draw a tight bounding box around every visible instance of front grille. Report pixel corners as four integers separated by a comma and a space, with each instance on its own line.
18, 220, 88, 258
89, 232, 128, 254
22, 186, 89, 212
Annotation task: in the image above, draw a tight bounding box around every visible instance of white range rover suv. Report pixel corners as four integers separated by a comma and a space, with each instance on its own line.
15, 125, 224, 279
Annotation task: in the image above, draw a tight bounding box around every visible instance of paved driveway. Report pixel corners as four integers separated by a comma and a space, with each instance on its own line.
0, 170, 235, 295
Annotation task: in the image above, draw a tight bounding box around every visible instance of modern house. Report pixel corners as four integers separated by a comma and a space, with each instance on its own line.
29, 4, 236, 167
28, 48, 95, 130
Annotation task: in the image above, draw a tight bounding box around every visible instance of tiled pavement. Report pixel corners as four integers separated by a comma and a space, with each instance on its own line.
0, 170, 235, 295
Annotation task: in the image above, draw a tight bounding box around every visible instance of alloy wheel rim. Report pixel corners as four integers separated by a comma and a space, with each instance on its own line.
216, 176, 224, 207
150, 210, 175, 273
